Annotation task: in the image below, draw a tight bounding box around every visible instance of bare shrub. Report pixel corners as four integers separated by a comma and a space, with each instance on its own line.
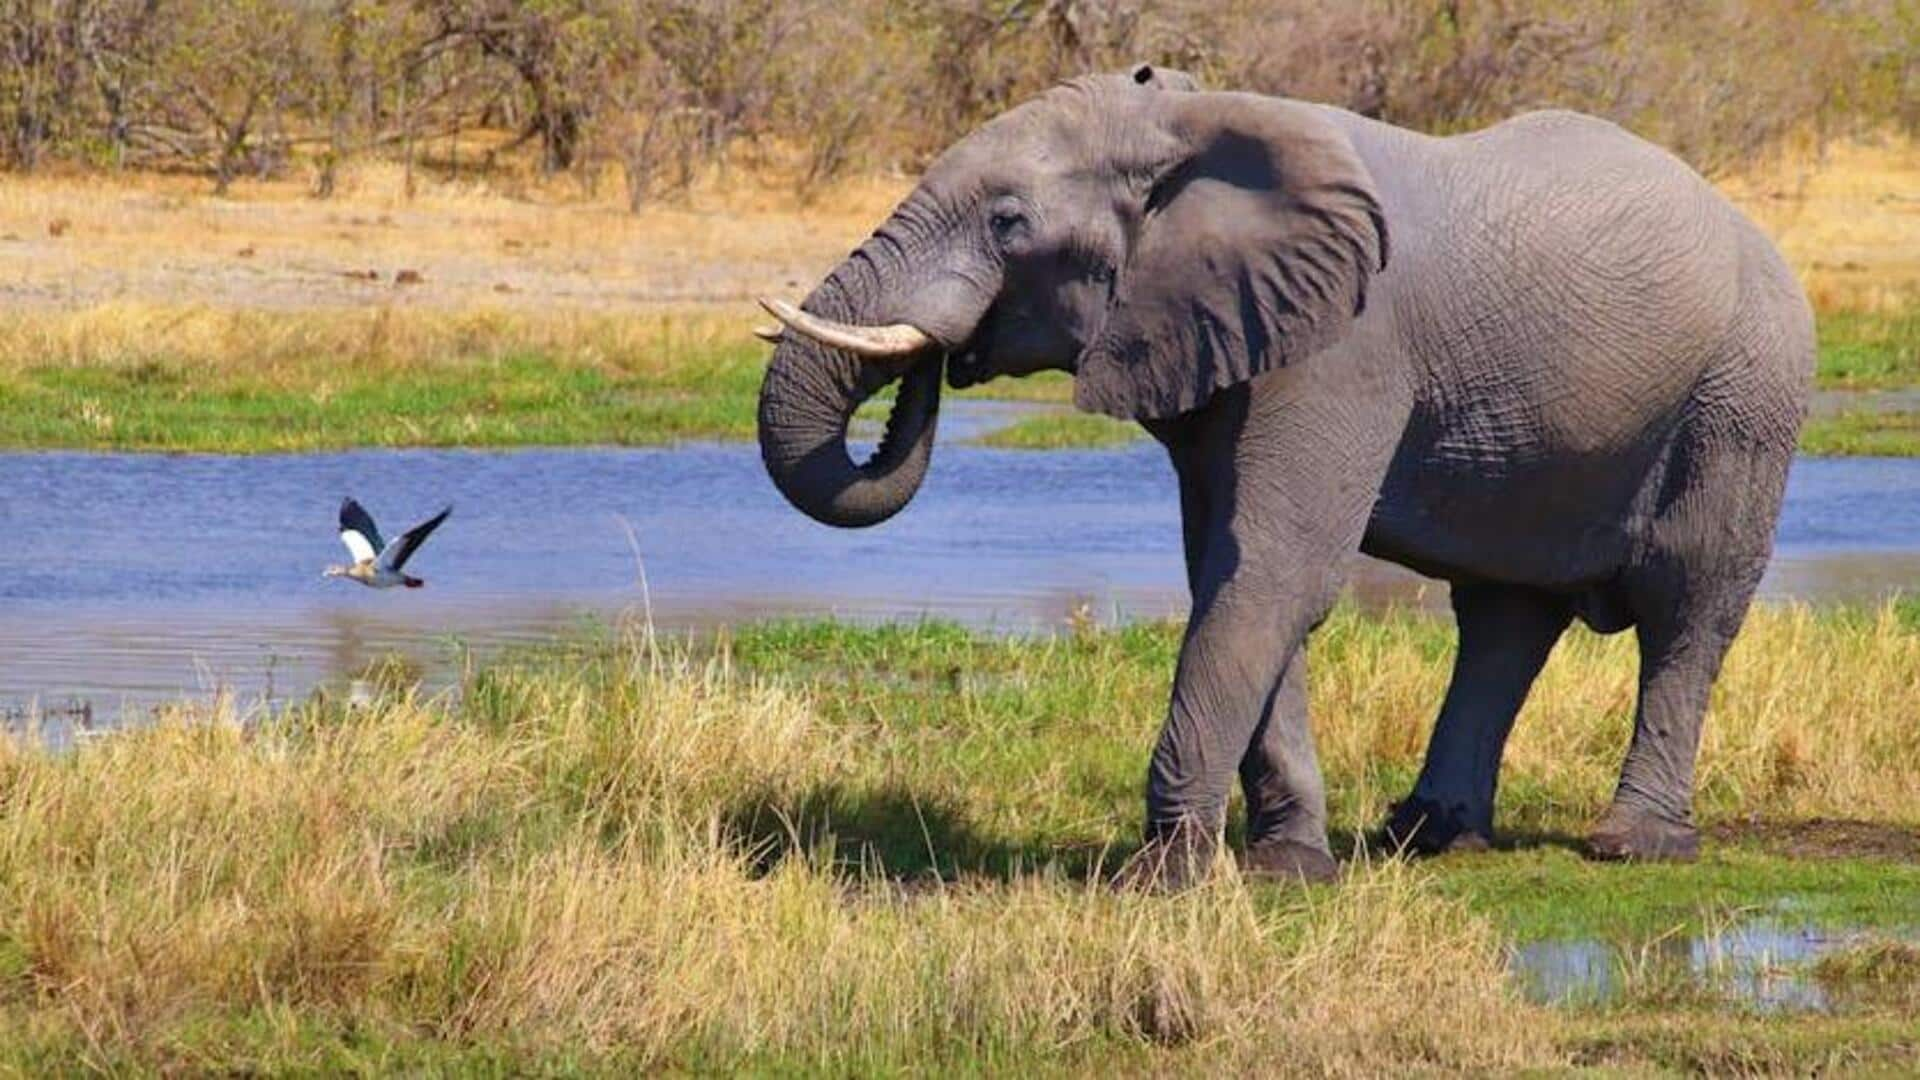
0, 1, 1910, 193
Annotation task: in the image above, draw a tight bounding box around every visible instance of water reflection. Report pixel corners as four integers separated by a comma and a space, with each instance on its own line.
1511, 920, 1916, 1013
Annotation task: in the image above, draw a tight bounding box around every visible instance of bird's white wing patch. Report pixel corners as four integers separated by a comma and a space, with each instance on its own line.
341, 529, 378, 563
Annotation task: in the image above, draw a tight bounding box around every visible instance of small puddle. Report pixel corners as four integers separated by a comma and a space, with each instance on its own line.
1511, 918, 1917, 1012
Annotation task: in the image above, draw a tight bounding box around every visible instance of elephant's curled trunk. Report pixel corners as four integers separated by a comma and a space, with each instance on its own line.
756, 265, 943, 529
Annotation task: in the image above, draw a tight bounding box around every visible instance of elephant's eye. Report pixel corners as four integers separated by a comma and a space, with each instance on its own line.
989, 208, 1029, 246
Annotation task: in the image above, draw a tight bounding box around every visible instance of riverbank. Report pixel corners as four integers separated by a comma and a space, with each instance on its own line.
0, 138, 1915, 455
0, 303, 1915, 454
1, 607, 1917, 1072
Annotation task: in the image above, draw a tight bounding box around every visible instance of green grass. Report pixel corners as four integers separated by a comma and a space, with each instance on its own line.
0, 350, 768, 451
0, 305, 1915, 453
0, 305, 1905, 456
1816, 308, 1920, 389
970, 410, 1141, 449
4, 605, 1918, 1071
1435, 846, 1920, 942
0, 307, 776, 452
1801, 410, 1920, 456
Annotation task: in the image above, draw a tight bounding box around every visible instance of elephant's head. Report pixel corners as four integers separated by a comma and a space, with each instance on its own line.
756, 65, 1388, 527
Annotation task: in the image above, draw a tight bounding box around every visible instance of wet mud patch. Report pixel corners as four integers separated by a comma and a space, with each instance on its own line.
1708, 818, 1920, 862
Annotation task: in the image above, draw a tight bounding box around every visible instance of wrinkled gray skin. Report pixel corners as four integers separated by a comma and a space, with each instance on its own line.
756, 66, 1813, 886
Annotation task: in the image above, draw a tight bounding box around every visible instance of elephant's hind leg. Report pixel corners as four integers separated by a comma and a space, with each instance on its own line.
1239, 648, 1338, 883
1588, 559, 1761, 862
1383, 583, 1572, 854
1592, 391, 1796, 860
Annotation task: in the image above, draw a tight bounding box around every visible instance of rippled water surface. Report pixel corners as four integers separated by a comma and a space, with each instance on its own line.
5, 408, 1920, 718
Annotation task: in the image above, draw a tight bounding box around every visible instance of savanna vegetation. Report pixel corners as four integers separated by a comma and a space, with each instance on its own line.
4, 5, 1919, 1074
3, 603, 1919, 1072
0, 1, 1915, 452
3, 298, 1917, 452
1, 1, 1914, 196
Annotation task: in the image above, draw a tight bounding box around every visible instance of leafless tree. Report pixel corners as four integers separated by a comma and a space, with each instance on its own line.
0, 0, 1905, 195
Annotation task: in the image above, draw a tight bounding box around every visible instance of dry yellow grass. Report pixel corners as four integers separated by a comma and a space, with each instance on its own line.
1, 603, 1917, 1069
0, 646, 1546, 1073
0, 136, 1909, 453
0, 135, 1906, 322
0, 158, 906, 314
0, 301, 745, 377
1, 137, 1908, 453
1721, 136, 1920, 314
1314, 604, 1920, 831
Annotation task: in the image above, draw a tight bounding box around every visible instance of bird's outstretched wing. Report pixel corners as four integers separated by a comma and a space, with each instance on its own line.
380, 504, 452, 571
339, 497, 384, 563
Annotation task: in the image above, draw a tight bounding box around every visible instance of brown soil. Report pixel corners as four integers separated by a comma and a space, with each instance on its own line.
1708, 817, 1920, 861
0, 169, 908, 314
1, 137, 1911, 318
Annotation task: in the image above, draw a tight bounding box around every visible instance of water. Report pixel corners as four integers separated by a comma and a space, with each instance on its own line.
1511, 919, 1917, 1012
4, 404, 1920, 719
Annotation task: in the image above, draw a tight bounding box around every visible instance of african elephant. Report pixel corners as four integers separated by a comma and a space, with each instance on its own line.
754, 66, 1813, 885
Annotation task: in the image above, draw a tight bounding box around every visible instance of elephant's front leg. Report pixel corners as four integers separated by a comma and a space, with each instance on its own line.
1128, 379, 1402, 889
1135, 571, 1342, 886
1162, 435, 1333, 881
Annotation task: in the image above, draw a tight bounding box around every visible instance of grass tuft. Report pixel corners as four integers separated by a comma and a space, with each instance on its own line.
1816, 308, 1920, 388
3, 603, 1920, 1068
0, 636, 1544, 1072
1801, 410, 1920, 456
971, 411, 1141, 450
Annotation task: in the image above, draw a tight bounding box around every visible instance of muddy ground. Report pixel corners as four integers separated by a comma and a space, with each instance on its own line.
1710, 817, 1920, 861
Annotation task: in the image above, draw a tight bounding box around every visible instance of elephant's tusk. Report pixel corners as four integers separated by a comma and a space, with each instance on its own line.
752, 325, 784, 343
756, 297, 936, 359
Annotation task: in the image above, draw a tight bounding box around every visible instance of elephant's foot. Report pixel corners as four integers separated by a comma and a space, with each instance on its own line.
1113, 820, 1219, 893
1381, 796, 1492, 856
1241, 837, 1339, 884
1587, 803, 1699, 862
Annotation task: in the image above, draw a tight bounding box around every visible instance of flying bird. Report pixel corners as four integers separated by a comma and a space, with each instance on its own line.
323, 497, 452, 589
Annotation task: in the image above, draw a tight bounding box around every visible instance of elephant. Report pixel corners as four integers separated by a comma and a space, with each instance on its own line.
753, 65, 1813, 886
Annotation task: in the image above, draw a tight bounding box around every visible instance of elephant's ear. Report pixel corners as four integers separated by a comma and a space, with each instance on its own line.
1074, 93, 1388, 421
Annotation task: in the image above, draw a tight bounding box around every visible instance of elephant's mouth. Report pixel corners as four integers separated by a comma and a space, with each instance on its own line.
946, 348, 989, 389
944, 311, 997, 390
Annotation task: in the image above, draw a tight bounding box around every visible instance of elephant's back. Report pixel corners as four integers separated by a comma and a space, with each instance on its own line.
1366, 108, 1742, 429
1422, 108, 1745, 328
1338, 106, 1749, 366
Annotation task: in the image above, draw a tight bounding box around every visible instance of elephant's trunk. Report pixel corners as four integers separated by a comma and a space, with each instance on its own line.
756, 239, 944, 528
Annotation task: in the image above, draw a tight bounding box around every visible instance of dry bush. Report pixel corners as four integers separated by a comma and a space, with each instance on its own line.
1, 2, 1912, 194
